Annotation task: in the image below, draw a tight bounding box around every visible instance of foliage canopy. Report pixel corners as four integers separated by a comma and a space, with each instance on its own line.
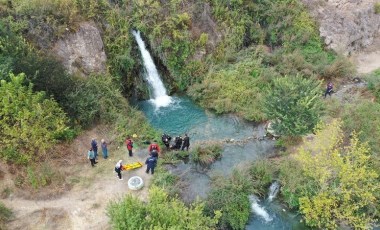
107, 186, 221, 230
264, 75, 323, 136
0, 73, 69, 164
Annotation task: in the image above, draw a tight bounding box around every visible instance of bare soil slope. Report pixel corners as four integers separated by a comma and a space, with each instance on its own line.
1, 128, 152, 230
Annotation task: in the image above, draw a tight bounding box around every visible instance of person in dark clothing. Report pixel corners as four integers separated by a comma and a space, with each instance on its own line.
114, 160, 123, 180
87, 148, 97, 167
151, 149, 159, 158
91, 138, 98, 159
125, 136, 133, 157
181, 134, 190, 151
161, 133, 172, 149
145, 155, 157, 174
175, 136, 183, 150
324, 82, 333, 98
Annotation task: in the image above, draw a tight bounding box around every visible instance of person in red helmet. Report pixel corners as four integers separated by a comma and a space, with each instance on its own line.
148, 140, 160, 158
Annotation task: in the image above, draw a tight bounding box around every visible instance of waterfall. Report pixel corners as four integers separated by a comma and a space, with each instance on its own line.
249, 195, 273, 222
132, 30, 172, 108
268, 181, 280, 202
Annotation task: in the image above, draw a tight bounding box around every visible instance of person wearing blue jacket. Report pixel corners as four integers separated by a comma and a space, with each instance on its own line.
145, 154, 157, 175
91, 138, 98, 159
87, 148, 97, 167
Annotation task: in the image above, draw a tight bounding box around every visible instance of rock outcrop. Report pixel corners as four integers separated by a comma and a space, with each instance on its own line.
53, 22, 106, 76
302, 0, 380, 55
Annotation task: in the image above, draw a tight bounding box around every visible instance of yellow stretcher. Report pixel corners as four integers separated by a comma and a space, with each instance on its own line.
122, 162, 143, 171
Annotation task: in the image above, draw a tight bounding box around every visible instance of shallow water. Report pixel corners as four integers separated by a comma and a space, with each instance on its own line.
246, 199, 307, 230
138, 96, 305, 229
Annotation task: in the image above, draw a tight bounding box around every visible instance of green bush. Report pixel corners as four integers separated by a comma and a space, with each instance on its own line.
0, 202, 12, 229
108, 186, 221, 229
205, 170, 252, 230
264, 74, 324, 136
296, 120, 379, 229
0, 73, 69, 164
188, 49, 269, 121
248, 159, 275, 196
375, 2, 380, 14
191, 144, 222, 167
151, 162, 179, 197
277, 158, 318, 209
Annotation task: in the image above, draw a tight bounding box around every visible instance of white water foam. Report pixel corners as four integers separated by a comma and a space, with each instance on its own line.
268, 181, 280, 202
132, 30, 172, 108
249, 195, 273, 222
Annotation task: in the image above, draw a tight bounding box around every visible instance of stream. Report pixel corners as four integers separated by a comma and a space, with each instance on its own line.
133, 30, 307, 229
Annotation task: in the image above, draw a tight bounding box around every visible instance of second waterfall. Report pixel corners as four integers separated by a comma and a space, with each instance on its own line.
132, 30, 172, 108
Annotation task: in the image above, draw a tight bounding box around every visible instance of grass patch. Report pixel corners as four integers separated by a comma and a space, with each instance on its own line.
375, 2, 380, 14
151, 163, 179, 197
190, 144, 222, 167
0, 202, 12, 229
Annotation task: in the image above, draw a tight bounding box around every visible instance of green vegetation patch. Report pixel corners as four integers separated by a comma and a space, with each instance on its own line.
0, 73, 70, 164
0, 202, 12, 229
190, 144, 222, 167
107, 186, 221, 230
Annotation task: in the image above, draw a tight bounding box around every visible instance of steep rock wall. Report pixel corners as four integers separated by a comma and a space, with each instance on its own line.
302, 0, 380, 55
53, 22, 107, 76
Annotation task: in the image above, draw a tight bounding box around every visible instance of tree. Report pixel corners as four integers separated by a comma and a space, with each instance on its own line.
264, 74, 323, 136
107, 186, 221, 230
0, 73, 69, 164
297, 120, 379, 229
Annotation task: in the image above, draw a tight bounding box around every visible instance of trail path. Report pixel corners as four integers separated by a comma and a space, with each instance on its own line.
1, 133, 152, 230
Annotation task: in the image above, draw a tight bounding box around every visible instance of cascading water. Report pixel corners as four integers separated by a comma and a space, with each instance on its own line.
132, 30, 172, 108
267, 181, 280, 202
248, 195, 273, 222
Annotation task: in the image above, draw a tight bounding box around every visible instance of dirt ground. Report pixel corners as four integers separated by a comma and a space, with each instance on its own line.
352, 37, 380, 74
0, 127, 153, 230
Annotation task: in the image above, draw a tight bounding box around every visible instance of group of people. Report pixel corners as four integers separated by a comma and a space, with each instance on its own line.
161, 133, 190, 151
88, 133, 190, 179
113, 138, 159, 180
87, 138, 108, 167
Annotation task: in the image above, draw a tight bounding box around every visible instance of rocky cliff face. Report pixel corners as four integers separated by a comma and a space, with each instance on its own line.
53, 22, 107, 76
302, 0, 380, 55
302, 0, 380, 73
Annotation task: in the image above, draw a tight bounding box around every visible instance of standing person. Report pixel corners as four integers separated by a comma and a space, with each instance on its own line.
324, 82, 333, 98
145, 154, 157, 175
114, 160, 123, 180
161, 133, 171, 150
148, 140, 160, 155
87, 148, 97, 167
181, 134, 190, 151
174, 136, 183, 150
101, 139, 108, 159
125, 136, 134, 157
91, 138, 98, 159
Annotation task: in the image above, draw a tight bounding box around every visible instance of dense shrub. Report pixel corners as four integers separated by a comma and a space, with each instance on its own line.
189, 49, 271, 121
108, 186, 220, 230
264, 75, 323, 136
205, 170, 252, 230
0, 73, 70, 164
296, 120, 379, 229
0, 202, 12, 229
191, 144, 222, 167
375, 2, 380, 14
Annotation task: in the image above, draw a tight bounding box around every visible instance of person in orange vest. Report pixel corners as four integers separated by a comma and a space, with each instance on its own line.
148, 140, 160, 158
125, 136, 133, 157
